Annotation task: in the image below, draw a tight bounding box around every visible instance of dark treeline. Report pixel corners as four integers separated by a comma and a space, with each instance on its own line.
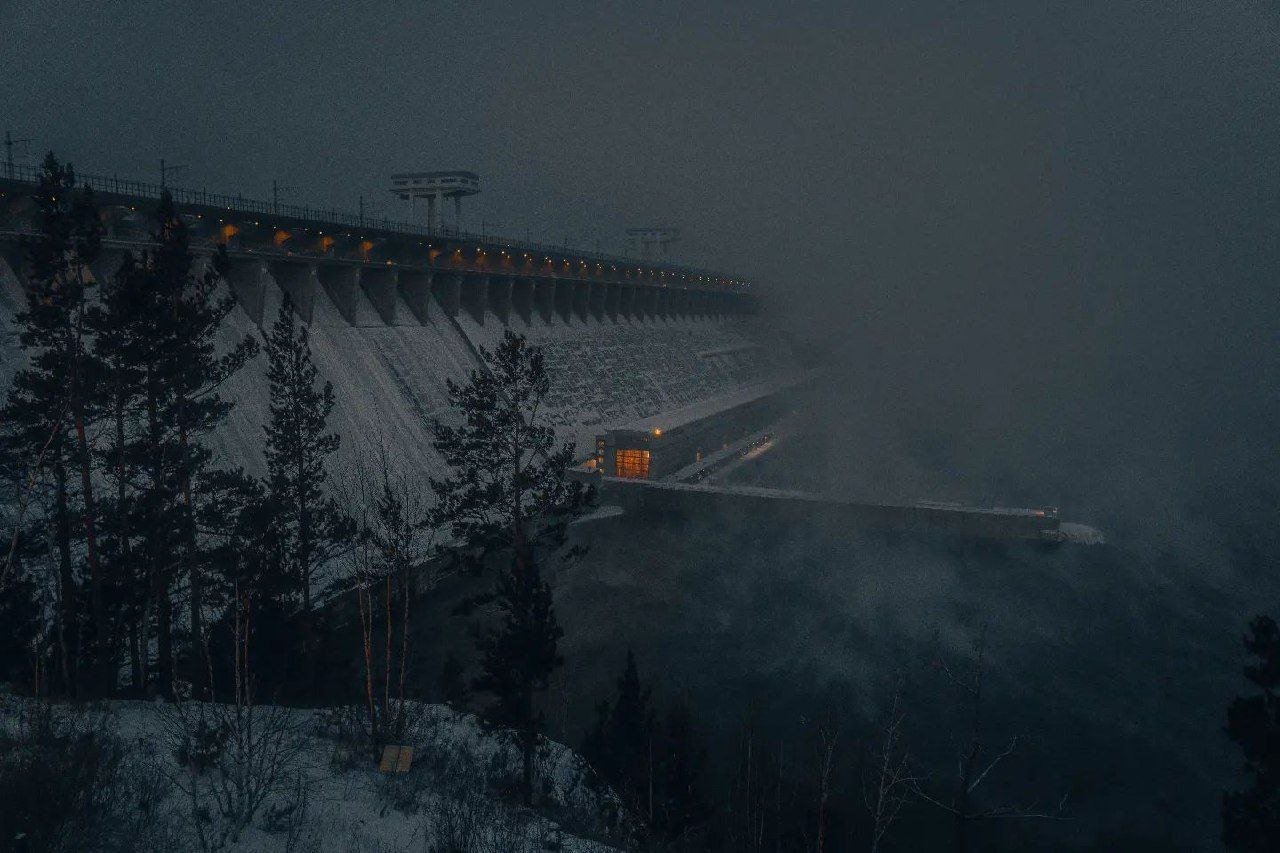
0, 153, 261, 700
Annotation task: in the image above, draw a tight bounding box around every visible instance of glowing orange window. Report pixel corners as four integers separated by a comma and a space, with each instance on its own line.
614, 449, 650, 479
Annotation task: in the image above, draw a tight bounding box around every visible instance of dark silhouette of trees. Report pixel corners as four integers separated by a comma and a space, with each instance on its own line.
431, 330, 592, 806
0, 153, 104, 696
437, 651, 469, 709
131, 193, 256, 698
1223, 614, 1280, 850
585, 651, 712, 845
429, 329, 591, 576
0, 553, 42, 686
258, 296, 351, 695
1, 157, 255, 700
916, 625, 1066, 853
87, 248, 153, 694
471, 544, 563, 805
262, 295, 348, 616
862, 675, 916, 853
584, 650, 657, 820
653, 696, 713, 846
346, 463, 433, 744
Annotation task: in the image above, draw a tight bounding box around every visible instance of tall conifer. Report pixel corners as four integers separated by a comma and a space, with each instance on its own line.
430, 330, 592, 574
431, 331, 591, 805
0, 153, 103, 695
1223, 614, 1280, 848
584, 650, 658, 820
472, 547, 564, 805
262, 295, 346, 615
126, 192, 255, 697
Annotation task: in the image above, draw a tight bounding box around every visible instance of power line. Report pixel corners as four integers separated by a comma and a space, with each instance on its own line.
272, 179, 296, 213
3, 130, 32, 180
160, 157, 187, 189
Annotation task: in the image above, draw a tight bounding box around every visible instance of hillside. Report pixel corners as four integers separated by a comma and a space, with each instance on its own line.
0, 694, 630, 852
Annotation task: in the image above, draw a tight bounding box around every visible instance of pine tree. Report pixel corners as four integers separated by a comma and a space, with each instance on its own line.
262, 295, 347, 615
86, 250, 151, 693
653, 697, 712, 844
472, 546, 563, 806
164, 197, 256, 693
0, 153, 104, 696
438, 651, 469, 708
127, 192, 256, 698
430, 331, 592, 805
0, 550, 43, 687
199, 469, 293, 700
430, 329, 593, 575
1223, 614, 1280, 849
584, 653, 712, 842
0, 166, 253, 700
584, 650, 658, 821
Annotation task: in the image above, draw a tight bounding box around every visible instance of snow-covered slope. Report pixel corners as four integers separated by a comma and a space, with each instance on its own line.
0, 696, 629, 852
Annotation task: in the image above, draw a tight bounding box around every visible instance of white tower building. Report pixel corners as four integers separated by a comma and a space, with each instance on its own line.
390, 171, 480, 232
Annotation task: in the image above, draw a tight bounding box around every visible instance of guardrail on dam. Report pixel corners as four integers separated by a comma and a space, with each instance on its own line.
0, 167, 759, 327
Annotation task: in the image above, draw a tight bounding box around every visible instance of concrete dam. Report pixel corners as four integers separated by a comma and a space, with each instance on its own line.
0, 166, 794, 481
0, 165, 1081, 542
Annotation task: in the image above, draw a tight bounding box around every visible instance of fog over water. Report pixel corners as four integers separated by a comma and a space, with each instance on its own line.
5, 2, 1280, 847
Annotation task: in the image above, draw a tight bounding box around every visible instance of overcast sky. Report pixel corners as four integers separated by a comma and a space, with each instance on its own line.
4, 0, 1278, 544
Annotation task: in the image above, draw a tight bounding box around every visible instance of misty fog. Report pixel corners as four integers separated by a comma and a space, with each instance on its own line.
9, 0, 1273, 547
4, 1, 1279, 849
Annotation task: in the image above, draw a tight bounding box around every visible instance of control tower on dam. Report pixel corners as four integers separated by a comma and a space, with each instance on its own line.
0, 165, 802, 486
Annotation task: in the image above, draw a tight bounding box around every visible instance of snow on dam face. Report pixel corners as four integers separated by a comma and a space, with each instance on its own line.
0, 250, 799, 486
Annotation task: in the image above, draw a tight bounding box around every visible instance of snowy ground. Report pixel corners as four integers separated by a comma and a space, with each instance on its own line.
0, 694, 629, 852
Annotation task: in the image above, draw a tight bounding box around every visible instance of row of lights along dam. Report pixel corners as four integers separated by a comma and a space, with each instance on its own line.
0, 163, 754, 296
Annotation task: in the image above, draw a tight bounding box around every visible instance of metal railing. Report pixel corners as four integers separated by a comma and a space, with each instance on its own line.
0, 163, 750, 289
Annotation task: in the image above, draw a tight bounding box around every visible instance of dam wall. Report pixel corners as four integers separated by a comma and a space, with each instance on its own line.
0, 240, 799, 486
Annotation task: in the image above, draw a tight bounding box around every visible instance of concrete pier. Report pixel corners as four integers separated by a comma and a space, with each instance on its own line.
399, 270, 431, 323
554, 278, 573, 323
619, 284, 635, 320
488, 275, 513, 324
511, 277, 534, 324
267, 261, 319, 324
318, 265, 360, 325
604, 282, 620, 320
461, 274, 488, 324
588, 281, 606, 321
433, 273, 461, 317
535, 278, 555, 323
360, 267, 400, 325
225, 259, 269, 326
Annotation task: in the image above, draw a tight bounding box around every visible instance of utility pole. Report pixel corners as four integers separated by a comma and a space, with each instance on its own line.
4, 130, 32, 180
160, 158, 187, 189
271, 179, 298, 214
359, 194, 365, 228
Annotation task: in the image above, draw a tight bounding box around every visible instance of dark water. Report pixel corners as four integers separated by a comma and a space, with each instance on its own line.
376, 427, 1273, 849
548, 432, 1269, 849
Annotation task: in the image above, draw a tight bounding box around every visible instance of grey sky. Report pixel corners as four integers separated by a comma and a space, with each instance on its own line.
4, 0, 1278, 543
